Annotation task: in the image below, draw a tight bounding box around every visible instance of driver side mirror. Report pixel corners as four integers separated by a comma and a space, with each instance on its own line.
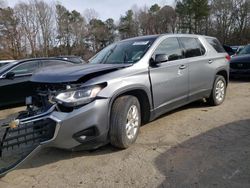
150, 54, 169, 66
5, 72, 15, 80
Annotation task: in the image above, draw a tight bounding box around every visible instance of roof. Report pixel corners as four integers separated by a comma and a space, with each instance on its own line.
120, 33, 215, 43
0, 60, 16, 63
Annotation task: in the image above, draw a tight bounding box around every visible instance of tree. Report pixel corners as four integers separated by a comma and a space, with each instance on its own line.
0, 0, 250, 60
0, 7, 23, 59
138, 6, 151, 35
157, 5, 177, 33
175, 0, 210, 34
118, 10, 138, 39
34, 0, 54, 56
15, 1, 39, 57
105, 18, 116, 43
83, 8, 99, 23
56, 4, 72, 54
137, 4, 176, 35
70, 10, 87, 55
88, 19, 114, 52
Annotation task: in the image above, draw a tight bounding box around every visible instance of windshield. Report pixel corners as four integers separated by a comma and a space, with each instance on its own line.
238, 45, 250, 55
89, 39, 155, 64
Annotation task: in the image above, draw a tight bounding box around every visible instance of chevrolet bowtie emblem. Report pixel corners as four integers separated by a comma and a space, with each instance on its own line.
8, 119, 20, 129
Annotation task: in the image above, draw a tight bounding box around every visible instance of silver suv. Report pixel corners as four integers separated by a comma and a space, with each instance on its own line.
0, 34, 229, 175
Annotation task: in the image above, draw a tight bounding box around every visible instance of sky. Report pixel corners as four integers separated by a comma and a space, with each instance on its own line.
6, 0, 175, 21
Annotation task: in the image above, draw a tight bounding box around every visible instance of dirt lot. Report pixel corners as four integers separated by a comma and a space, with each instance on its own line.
0, 80, 250, 188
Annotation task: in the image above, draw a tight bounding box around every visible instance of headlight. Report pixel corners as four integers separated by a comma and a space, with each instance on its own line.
55, 85, 103, 107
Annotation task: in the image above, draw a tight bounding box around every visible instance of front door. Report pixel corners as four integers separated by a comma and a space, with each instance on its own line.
149, 37, 189, 115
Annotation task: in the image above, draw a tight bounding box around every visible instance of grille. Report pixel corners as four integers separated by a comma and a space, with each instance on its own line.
230, 63, 250, 70
36, 83, 67, 95
0, 118, 56, 174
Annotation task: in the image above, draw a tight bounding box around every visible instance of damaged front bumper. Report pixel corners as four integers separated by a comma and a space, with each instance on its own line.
0, 99, 109, 176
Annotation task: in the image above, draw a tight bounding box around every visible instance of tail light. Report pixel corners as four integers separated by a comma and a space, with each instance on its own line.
226, 54, 231, 62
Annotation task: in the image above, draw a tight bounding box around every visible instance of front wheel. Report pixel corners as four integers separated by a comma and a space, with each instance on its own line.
110, 95, 141, 149
207, 75, 227, 106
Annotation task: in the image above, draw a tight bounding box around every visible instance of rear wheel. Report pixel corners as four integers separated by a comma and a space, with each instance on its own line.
207, 75, 227, 106
110, 95, 141, 149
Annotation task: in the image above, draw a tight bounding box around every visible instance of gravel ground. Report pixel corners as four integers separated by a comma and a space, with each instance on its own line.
0, 80, 250, 188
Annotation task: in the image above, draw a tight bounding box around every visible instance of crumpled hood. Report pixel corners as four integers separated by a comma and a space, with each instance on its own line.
230, 54, 250, 63
31, 63, 131, 83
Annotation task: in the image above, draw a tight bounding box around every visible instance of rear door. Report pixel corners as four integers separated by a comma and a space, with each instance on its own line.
178, 37, 213, 101
149, 37, 189, 114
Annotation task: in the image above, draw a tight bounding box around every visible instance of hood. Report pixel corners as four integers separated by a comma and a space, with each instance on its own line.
31, 63, 131, 83
230, 54, 250, 63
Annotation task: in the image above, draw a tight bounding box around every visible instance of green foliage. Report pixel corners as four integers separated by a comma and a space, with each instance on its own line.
118, 10, 138, 39
176, 0, 210, 33
0, 0, 249, 60
149, 4, 161, 13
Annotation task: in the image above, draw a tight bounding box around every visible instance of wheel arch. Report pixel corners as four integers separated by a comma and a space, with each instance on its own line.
215, 69, 229, 85
108, 87, 152, 125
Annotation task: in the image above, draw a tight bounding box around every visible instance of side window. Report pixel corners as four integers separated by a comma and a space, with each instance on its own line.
41, 60, 69, 67
11, 61, 39, 76
179, 37, 205, 58
153, 37, 183, 61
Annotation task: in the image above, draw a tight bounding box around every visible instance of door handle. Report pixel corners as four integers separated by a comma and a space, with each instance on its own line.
208, 60, 213, 64
179, 65, 187, 70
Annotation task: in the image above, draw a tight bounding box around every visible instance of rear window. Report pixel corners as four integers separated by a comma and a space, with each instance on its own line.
206, 38, 225, 53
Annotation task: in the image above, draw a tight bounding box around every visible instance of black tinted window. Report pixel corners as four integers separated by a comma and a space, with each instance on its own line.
153, 37, 183, 61
41, 60, 70, 67
179, 37, 205, 58
206, 38, 225, 53
11, 61, 39, 75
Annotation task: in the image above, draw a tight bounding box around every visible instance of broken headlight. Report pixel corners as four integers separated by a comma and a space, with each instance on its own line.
55, 85, 103, 107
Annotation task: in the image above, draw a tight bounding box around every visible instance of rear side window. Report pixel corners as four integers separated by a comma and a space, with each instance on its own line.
206, 38, 225, 53
179, 37, 206, 58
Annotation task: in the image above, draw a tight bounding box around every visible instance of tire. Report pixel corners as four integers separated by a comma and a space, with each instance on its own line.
207, 75, 227, 106
110, 95, 141, 149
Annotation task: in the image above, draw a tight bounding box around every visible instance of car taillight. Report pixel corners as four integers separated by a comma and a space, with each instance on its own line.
226, 54, 231, 62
